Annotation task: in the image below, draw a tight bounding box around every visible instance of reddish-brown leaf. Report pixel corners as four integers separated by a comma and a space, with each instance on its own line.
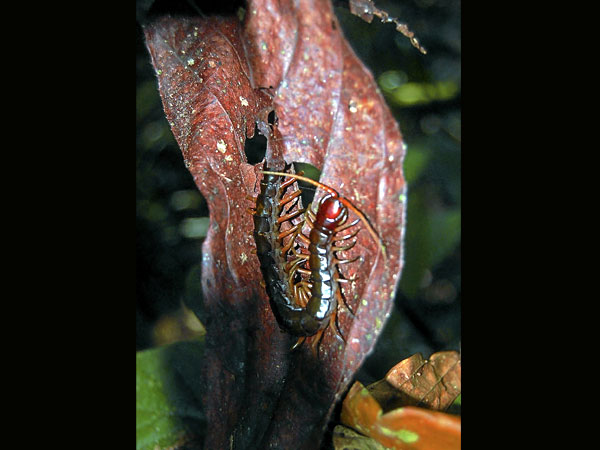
366, 351, 461, 415
143, 0, 407, 448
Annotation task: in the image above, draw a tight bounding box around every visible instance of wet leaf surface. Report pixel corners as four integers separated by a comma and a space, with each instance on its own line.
143, 0, 407, 447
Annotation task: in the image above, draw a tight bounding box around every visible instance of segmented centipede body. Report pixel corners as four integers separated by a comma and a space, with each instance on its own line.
252, 169, 385, 351
290, 194, 359, 343
251, 166, 323, 336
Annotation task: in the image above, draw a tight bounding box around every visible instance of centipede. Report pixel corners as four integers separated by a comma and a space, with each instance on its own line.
249, 165, 313, 337
250, 167, 386, 355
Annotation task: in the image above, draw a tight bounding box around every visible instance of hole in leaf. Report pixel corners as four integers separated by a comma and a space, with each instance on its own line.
293, 162, 321, 206
268, 110, 278, 127
244, 124, 267, 165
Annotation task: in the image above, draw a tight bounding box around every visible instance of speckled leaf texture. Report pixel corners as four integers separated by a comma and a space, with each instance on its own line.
143, 0, 407, 448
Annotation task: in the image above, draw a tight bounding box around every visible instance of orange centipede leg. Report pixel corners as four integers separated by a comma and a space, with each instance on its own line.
331, 296, 347, 342
286, 257, 309, 277
279, 170, 304, 190
278, 223, 301, 240
309, 328, 325, 357
334, 274, 355, 316
279, 189, 302, 206
332, 241, 357, 253
334, 229, 360, 242
277, 207, 306, 224
281, 229, 305, 255
296, 233, 311, 246
334, 218, 360, 234
298, 285, 310, 307
292, 337, 306, 350
336, 255, 361, 265
336, 274, 357, 283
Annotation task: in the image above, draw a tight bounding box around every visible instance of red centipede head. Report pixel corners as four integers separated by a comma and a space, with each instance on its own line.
260, 170, 386, 259
315, 195, 346, 230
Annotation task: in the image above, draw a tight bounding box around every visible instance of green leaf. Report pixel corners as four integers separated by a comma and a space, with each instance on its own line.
136, 339, 206, 449
404, 145, 432, 184
430, 209, 461, 267
398, 188, 430, 299
447, 394, 461, 415
453, 394, 461, 406
387, 81, 459, 107
399, 185, 460, 299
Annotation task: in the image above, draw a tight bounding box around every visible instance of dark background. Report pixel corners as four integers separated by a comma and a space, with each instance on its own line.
136, 0, 461, 383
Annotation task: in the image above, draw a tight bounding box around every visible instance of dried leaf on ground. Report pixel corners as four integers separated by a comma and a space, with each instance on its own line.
368, 351, 461, 412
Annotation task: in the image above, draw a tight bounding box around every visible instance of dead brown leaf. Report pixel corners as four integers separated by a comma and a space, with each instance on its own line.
143, 0, 408, 447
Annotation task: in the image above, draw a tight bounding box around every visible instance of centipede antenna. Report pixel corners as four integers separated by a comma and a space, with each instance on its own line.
261, 171, 338, 196
260, 170, 387, 260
